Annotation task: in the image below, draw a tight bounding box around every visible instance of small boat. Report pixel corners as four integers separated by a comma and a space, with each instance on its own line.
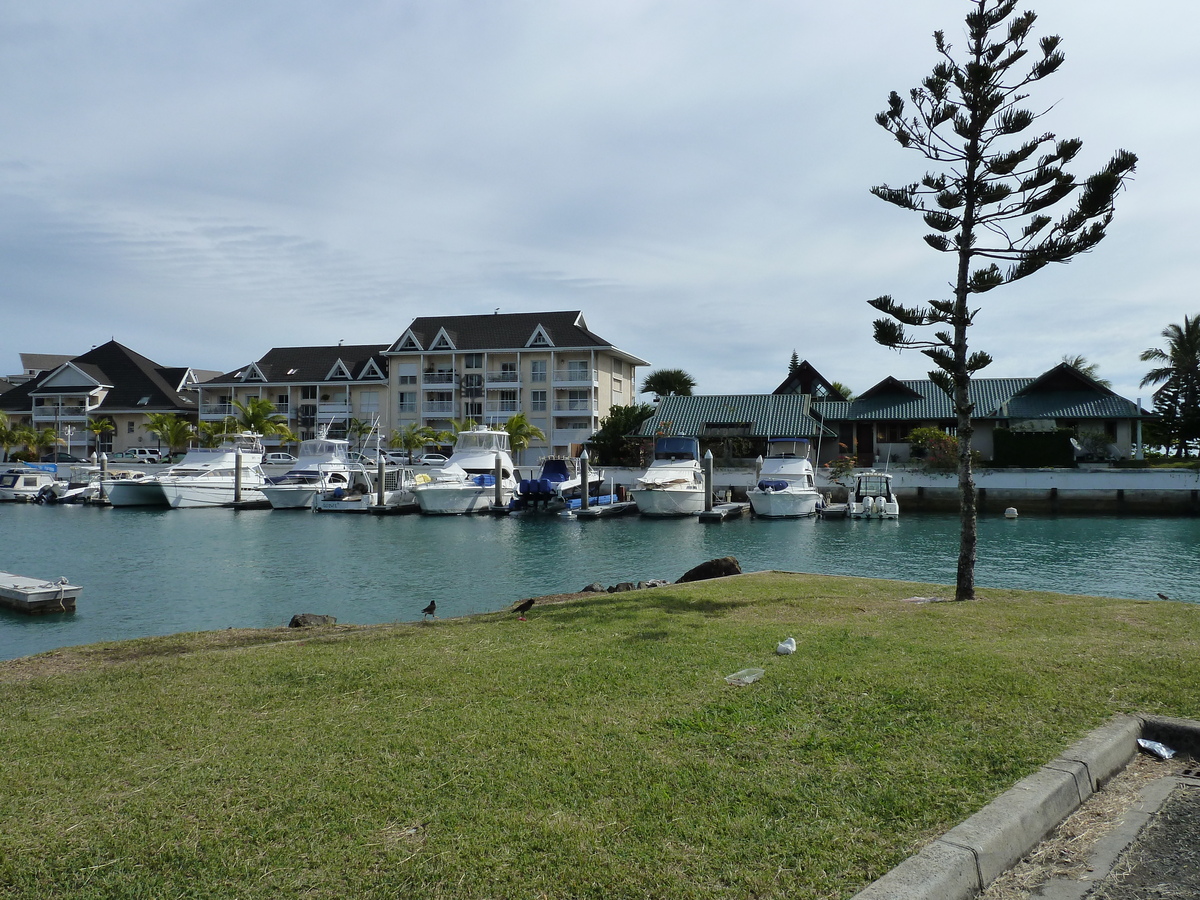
508, 457, 609, 513
747, 438, 822, 518
260, 435, 358, 510
313, 465, 419, 513
411, 426, 517, 515
33, 465, 104, 504
849, 470, 899, 519
630, 436, 706, 517
0, 465, 62, 502
154, 433, 269, 509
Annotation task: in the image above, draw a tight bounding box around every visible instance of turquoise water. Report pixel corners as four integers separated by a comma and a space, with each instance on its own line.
2, 503, 1198, 661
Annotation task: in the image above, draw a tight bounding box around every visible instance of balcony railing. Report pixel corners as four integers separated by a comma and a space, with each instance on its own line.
422, 372, 456, 385
485, 401, 521, 414
423, 401, 455, 415
553, 399, 598, 413
485, 370, 520, 385
200, 402, 234, 418
553, 367, 598, 385
317, 402, 352, 418
32, 404, 89, 420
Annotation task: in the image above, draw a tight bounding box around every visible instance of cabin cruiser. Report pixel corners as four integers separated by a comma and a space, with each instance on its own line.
508, 456, 610, 513
747, 438, 822, 518
0, 465, 62, 502
849, 470, 899, 519
411, 426, 517, 515
127, 433, 269, 509
260, 436, 357, 510
630, 436, 706, 517
312, 465, 418, 512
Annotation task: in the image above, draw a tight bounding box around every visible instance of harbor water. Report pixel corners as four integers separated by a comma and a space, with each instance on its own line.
2, 503, 1199, 661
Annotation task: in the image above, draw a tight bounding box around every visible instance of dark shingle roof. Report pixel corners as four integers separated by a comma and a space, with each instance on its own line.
637, 394, 835, 439
386, 311, 649, 364
202, 345, 390, 385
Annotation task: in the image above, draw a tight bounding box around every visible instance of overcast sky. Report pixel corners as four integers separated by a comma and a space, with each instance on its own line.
2, 1, 1195, 405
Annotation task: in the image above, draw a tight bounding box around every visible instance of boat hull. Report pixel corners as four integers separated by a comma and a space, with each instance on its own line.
630, 487, 706, 517
849, 499, 900, 519
748, 489, 820, 518
413, 483, 504, 515
261, 486, 319, 509
159, 480, 268, 509
102, 479, 168, 507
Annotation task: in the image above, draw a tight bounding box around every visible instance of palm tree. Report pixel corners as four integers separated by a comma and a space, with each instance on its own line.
33, 427, 63, 460
5, 422, 38, 461
197, 419, 234, 448
143, 413, 196, 457
1140, 314, 1200, 458
390, 423, 436, 463
640, 368, 696, 398
0, 411, 18, 462
232, 398, 288, 439
1061, 355, 1112, 388
829, 381, 856, 401
86, 417, 115, 456
346, 417, 375, 451
504, 413, 546, 458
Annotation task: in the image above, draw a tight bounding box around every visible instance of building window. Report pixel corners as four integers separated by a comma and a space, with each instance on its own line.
301, 386, 317, 400
530, 360, 546, 382
359, 391, 379, 414
567, 389, 590, 411
127, 421, 135, 433
499, 390, 518, 412
464, 353, 483, 369
530, 390, 547, 412
398, 363, 418, 385
613, 377, 623, 393
567, 360, 589, 380
397, 392, 416, 413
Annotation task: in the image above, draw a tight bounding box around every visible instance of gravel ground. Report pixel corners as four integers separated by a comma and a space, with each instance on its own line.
1091, 782, 1200, 900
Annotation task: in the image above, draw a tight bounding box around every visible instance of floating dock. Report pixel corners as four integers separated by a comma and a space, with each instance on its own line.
574, 501, 638, 519
817, 503, 849, 518
0, 572, 80, 614
699, 502, 749, 522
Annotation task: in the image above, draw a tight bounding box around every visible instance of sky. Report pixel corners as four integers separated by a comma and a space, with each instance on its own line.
2, 1, 1196, 405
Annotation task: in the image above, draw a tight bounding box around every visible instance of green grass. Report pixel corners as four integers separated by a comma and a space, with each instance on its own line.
2, 572, 1198, 899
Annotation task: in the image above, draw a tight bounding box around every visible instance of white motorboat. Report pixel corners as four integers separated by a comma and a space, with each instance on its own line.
154, 433, 269, 509
508, 456, 611, 513
261, 436, 357, 510
313, 465, 419, 513
0, 466, 63, 502
849, 470, 900, 519
630, 436, 706, 517
411, 426, 517, 515
747, 438, 822, 518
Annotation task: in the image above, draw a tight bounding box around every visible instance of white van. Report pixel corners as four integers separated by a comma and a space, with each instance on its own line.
121, 448, 163, 463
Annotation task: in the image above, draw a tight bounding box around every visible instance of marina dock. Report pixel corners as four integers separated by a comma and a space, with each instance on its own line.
0, 572, 80, 614
699, 502, 749, 522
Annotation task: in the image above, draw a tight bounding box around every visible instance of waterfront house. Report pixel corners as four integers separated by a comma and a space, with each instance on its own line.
0, 341, 211, 458
384, 311, 649, 464
197, 344, 391, 446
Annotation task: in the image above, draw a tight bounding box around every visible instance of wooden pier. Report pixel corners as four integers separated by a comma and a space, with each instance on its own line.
699, 502, 749, 523
0, 572, 80, 614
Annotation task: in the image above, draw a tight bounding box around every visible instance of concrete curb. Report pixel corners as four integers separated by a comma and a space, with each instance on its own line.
850, 714, 1200, 900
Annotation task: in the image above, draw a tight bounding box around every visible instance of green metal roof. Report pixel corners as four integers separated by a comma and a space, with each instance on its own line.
637, 394, 835, 439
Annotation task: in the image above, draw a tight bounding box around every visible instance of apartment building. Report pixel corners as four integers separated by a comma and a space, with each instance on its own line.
385, 311, 649, 463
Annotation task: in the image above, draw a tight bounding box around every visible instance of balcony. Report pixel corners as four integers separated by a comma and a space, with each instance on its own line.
200, 402, 233, 419
553, 367, 598, 386
32, 404, 90, 422
422, 372, 456, 386
552, 399, 598, 415
484, 400, 521, 415
317, 401, 352, 419
552, 428, 595, 447
423, 401, 455, 416
485, 370, 521, 387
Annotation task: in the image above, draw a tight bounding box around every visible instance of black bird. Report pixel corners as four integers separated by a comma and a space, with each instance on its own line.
1157, 592, 1171, 601
421, 600, 436, 619
513, 598, 535, 619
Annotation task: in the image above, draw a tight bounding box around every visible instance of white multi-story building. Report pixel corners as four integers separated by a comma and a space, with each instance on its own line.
385, 311, 649, 463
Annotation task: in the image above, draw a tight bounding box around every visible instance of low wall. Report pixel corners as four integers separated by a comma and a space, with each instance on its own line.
587, 465, 1200, 515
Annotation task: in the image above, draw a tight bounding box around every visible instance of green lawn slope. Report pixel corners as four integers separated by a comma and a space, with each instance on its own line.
2, 572, 1197, 899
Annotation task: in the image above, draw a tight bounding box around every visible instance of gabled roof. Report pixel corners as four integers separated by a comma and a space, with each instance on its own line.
18, 353, 72, 375
815, 377, 1032, 422
2, 340, 200, 414
202, 345, 390, 386
385, 311, 650, 364
637, 394, 836, 439
772, 360, 849, 401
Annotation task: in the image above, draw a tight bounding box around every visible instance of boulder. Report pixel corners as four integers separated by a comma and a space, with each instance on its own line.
581, 582, 605, 593
608, 582, 636, 593
289, 613, 337, 628
676, 556, 742, 584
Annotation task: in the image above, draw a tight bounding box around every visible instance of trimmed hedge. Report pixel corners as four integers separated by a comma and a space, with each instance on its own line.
992, 428, 1075, 467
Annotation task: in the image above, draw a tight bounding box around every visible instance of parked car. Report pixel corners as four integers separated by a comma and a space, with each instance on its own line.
264, 452, 297, 465
383, 450, 414, 465
417, 453, 449, 467
109, 448, 162, 462
348, 451, 379, 465
40, 452, 87, 463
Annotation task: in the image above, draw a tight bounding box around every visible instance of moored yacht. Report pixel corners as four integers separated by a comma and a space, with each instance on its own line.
0, 466, 62, 502
849, 470, 899, 519
630, 436, 706, 517
153, 433, 269, 509
313, 465, 419, 513
261, 436, 356, 510
747, 438, 822, 518
411, 426, 517, 515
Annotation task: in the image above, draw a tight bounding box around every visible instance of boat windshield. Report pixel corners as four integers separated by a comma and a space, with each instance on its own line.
766, 439, 809, 459
654, 437, 699, 461
454, 430, 511, 453
297, 439, 349, 459
857, 475, 891, 496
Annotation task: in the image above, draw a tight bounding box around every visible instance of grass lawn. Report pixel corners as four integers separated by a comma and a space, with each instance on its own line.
2, 571, 1198, 899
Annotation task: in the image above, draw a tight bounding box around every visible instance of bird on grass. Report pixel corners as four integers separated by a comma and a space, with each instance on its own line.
513, 598, 535, 620
421, 600, 436, 619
